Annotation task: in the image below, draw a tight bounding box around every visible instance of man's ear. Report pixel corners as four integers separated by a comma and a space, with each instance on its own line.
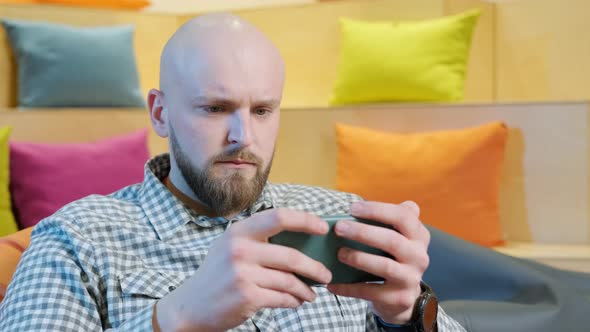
147, 89, 169, 138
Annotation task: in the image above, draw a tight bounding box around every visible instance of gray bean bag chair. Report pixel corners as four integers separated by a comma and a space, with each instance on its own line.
424, 227, 590, 331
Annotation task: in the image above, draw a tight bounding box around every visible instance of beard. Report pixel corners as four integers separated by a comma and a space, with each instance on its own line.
169, 125, 272, 217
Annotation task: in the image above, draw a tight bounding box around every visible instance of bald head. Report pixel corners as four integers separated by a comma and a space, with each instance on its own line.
159, 13, 285, 96
148, 13, 285, 218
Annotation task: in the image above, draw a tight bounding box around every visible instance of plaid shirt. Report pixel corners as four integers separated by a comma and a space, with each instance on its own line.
0, 154, 465, 331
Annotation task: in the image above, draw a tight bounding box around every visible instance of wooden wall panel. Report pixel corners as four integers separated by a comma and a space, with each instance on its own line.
0, 108, 168, 155
445, 0, 495, 101
495, 0, 590, 102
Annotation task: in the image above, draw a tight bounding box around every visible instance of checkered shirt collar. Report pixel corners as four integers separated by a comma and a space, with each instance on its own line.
137, 153, 275, 240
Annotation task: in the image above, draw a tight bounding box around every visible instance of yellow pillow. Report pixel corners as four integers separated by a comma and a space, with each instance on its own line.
0, 127, 18, 236
330, 10, 480, 105
335, 121, 508, 247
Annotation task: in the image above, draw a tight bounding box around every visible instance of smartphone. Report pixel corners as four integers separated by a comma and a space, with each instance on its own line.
268, 214, 393, 285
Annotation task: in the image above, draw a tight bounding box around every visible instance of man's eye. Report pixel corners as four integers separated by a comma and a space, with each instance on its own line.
254, 108, 271, 116
204, 106, 224, 113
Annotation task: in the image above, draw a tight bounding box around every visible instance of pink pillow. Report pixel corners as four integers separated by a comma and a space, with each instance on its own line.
9, 129, 150, 228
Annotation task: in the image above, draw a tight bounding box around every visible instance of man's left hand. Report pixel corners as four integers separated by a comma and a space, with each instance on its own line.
327, 200, 431, 324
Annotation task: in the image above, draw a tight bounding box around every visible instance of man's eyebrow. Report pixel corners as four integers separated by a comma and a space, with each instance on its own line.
191, 95, 235, 106
253, 99, 280, 108
191, 96, 280, 108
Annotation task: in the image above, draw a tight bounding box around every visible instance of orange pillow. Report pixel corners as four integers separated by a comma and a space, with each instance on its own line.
0, 227, 32, 303
39, 0, 150, 10
0, 0, 39, 3
336, 122, 508, 247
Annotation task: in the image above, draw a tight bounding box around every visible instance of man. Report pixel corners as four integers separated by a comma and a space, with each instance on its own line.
0, 13, 466, 331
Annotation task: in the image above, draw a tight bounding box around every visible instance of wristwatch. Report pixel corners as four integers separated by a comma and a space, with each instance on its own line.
374, 282, 438, 332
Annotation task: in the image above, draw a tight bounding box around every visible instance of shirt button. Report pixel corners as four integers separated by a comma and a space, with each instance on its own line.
168, 285, 176, 292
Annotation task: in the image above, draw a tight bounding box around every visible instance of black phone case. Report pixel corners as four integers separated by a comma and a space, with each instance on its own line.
269, 215, 393, 285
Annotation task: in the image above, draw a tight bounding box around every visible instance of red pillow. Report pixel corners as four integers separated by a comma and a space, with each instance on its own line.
10, 129, 150, 228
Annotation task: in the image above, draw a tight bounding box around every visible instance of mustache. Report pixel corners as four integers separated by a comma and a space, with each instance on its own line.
212, 148, 262, 165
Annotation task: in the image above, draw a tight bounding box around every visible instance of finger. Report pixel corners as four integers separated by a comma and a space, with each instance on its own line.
327, 283, 418, 312
334, 220, 420, 263
232, 208, 329, 240
400, 200, 420, 217
337, 247, 425, 284
251, 266, 317, 302
351, 201, 424, 240
251, 242, 332, 284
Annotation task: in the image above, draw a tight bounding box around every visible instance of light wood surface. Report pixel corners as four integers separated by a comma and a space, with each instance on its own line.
145, 0, 315, 13
494, 242, 590, 274
495, 0, 590, 103
3, 101, 589, 246
0, 108, 169, 155
444, 0, 495, 101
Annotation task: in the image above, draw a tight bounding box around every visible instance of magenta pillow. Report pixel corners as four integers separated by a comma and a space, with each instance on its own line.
9, 129, 150, 228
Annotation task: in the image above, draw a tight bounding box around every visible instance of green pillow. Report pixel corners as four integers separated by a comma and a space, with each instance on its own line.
2, 19, 145, 108
330, 10, 480, 105
0, 127, 18, 236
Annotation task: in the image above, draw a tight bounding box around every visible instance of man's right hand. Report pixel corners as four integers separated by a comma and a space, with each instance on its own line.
153, 208, 333, 332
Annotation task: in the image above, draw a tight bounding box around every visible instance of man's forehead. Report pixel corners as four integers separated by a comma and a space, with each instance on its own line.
180, 55, 283, 93
189, 83, 282, 106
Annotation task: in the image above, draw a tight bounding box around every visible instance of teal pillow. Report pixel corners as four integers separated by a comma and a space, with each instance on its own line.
2, 19, 145, 108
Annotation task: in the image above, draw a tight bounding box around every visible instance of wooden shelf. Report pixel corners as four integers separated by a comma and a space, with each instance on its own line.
494, 242, 590, 274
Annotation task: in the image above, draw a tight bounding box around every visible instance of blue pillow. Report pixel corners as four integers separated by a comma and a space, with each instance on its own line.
2, 19, 145, 108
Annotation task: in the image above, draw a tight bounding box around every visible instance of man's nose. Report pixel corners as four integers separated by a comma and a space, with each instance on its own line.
227, 108, 253, 147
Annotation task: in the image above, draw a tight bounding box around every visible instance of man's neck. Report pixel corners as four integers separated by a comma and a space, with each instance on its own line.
163, 176, 220, 218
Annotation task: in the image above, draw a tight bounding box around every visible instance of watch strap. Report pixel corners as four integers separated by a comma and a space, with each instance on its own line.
373, 281, 438, 332
374, 314, 415, 332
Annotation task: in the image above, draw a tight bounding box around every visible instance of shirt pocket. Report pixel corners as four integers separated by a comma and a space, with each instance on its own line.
119, 270, 184, 299
110, 270, 184, 327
